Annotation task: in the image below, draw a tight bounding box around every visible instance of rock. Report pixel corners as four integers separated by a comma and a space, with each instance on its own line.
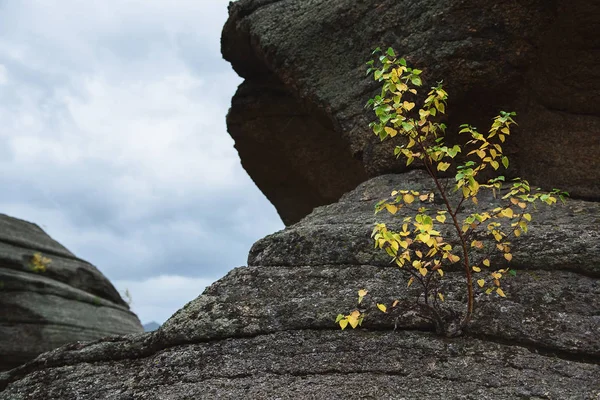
1, 172, 598, 398
0, 214, 143, 372
222, 0, 600, 224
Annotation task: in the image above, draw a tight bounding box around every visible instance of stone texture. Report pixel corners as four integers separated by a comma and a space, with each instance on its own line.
1, 172, 598, 399
222, 0, 600, 225
0, 214, 143, 372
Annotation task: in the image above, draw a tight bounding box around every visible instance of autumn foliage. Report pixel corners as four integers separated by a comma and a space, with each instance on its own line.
336, 48, 567, 336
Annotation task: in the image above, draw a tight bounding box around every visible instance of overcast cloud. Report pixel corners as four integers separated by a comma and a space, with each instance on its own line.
0, 0, 284, 325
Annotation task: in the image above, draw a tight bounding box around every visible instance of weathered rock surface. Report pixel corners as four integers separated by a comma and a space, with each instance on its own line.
0, 214, 143, 372
1, 172, 598, 399
222, 0, 600, 225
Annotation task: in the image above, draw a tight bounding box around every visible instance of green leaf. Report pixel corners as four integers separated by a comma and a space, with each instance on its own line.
410, 76, 422, 86
386, 48, 396, 57
401, 122, 414, 131
502, 156, 509, 169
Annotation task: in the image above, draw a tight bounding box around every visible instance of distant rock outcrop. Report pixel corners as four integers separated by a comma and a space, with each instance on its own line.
143, 321, 160, 332
222, 0, 600, 225
1, 172, 598, 398
0, 214, 143, 372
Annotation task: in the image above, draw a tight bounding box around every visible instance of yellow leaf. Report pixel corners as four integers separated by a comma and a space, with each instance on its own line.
472, 196, 478, 205
496, 288, 506, 298
437, 162, 451, 172
501, 208, 514, 218
472, 266, 481, 272
510, 197, 519, 205
396, 82, 408, 92
438, 293, 445, 302
384, 127, 398, 137
415, 250, 423, 259
418, 233, 430, 243
477, 279, 485, 287
448, 254, 460, 263
436, 215, 446, 223
385, 204, 398, 214
347, 311, 360, 328
504, 253, 513, 261
407, 277, 414, 287
339, 319, 348, 330
403, 193, 415, 204
483, 259, 490, 267
377, 303, 387, 313
419, 268, 428, 276
514, 229, 521, 237
523, 213, 532, 221
403, 101, 415, 111
357, 289, 368, 304
471, 240, 483, 249
518, 202, 526, 209
437, 269, 444, 277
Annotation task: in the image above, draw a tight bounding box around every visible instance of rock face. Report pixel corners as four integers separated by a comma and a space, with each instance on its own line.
1, 172, 598, 399
0, 214, 143, 372
222, 0, 600, 225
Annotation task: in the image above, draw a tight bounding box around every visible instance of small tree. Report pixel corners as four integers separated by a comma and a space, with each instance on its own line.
123, 288, 133, 306
30, 253, 51, 273
336, 48, 567, 336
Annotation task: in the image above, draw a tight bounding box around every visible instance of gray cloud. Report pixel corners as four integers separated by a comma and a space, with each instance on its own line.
0, 0, 284, 324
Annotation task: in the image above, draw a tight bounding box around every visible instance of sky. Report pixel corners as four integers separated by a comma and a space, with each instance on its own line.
0, 0, 284, 325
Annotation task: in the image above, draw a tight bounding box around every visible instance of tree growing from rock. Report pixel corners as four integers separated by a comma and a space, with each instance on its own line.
336, 48, 567, 336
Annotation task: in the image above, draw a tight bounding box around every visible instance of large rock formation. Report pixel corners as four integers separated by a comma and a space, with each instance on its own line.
1, 172, 598, 398
0, 214, 143, 372
222, 0, 600, 225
